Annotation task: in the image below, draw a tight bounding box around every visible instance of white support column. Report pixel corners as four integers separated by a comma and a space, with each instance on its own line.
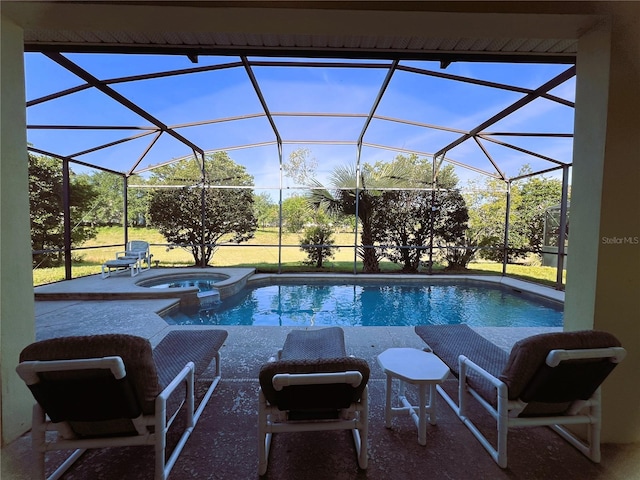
567, 10, 640, 442
1, 14, 36, 444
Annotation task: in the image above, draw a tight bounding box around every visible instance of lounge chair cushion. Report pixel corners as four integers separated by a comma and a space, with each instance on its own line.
19, 334, 161, 422
260, 327, 369, 413
415, 325, 623, 415
280, 326, 347, 360
500, 330, 622, 407
414, 324, 508, 404
153, 329, 228, 389
259, 357, 370, 412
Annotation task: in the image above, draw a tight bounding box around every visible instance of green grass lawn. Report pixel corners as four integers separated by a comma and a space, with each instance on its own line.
32, 226, 565, 288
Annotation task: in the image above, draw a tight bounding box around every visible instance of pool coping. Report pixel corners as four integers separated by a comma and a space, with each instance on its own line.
34, 267, 257, 302
34, 268, 564, 304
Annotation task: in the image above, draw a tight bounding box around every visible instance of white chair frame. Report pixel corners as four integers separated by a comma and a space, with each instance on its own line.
436, 346, 626, 468
16, 355, 209, 480
258, 371, 369, 476
117, 240, 153, 272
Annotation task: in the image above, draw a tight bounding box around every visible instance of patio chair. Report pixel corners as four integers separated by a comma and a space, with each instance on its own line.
258, 327, 369, 476
117, 240, 153, 271
15, 329, 228, 480
414, 325, 626, 468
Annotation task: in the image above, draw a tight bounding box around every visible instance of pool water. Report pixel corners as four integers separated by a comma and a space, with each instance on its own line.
164, 282, 564, 327
148, 278, 220, 292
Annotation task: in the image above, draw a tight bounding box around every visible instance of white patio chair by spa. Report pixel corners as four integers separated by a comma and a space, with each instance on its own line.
117, 240, 153, 271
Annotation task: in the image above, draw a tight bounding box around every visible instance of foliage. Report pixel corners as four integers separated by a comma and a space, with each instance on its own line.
463, 166, 565, 265
513, 174, 563, 252
253, 192, 279, 227
77, 171, 150, 227
33, 225, 562, 288
299, 225, 338, 268
308, 161, 412, 273
147, 152, 257, 265
368, 155, 467, 272
282, 195, 312, 233
29, 153, 98, 267
368, 153, 459, 189
283, 147, 317, 185
79, 170, 124, 225
371, 189, 429, 272
126, 174, 151, 226
298, 204, 339, 267
434, 190, 470, 269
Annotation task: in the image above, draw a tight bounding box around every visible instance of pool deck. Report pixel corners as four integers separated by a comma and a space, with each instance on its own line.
10, 270, 637, 480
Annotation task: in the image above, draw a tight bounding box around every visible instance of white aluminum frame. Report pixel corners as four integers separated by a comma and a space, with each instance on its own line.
101, 258, 140, 278
258, 371, 369, 476
16, 352, 221, 480
117, 240, 153, 271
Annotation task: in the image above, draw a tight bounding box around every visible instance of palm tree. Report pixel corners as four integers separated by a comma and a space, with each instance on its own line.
308, 162, 410, 273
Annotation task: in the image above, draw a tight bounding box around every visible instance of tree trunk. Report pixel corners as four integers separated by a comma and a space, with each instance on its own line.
360, 222, 379, 273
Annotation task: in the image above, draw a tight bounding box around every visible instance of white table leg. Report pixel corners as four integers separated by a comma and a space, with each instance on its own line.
384, 374, 393, 428
418, 383, 427, 446
429, 383, 438, 425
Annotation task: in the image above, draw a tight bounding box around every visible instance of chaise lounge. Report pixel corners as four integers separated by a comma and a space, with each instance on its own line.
118, 240, 153, 271
16, 329, 228, 480
101, 240, 153, 278
258, 327, 370, 476
414, 324, 626, 468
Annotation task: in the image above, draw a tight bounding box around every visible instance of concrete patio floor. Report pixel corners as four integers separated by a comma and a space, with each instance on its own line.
2, 271, 638, 479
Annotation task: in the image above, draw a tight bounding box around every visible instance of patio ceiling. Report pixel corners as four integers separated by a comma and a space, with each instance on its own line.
20, 23, 579, 63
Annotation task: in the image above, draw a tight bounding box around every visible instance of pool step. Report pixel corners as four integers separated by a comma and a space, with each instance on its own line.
198, 290, 221, 307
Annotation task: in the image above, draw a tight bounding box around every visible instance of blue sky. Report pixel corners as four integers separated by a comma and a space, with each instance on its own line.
24, 53, 575, 191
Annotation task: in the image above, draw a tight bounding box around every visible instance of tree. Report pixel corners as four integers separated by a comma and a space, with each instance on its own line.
253, 192, 278, 228
147, 152, 257, 265
299, 204, 339, 268
513, 173, 563, 253
80, 170, 124, 226
369, 154, 466, 272
77, 171, 150, 227
282, 195, 311, 233
299, 225, 337, 268
29, 153, 97, 267
369, 153, 458, 190
434, 190, 470, 269
309, 162, 409, 273
283, 147, 317, 185
126, 174, 151, 227
462, 166, 564, 265
371, 189, 430, 272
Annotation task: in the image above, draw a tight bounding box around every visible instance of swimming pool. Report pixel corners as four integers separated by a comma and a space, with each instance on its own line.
163, 281, 564, 327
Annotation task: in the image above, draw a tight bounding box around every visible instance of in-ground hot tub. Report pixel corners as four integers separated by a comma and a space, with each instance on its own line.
138, 272, 232, 307
145, 276, 224, 292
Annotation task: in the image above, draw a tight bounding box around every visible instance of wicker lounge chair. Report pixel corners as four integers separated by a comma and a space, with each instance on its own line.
258, 327, 369, 475
414, 325, 626, 468
16, 329, 228, 480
